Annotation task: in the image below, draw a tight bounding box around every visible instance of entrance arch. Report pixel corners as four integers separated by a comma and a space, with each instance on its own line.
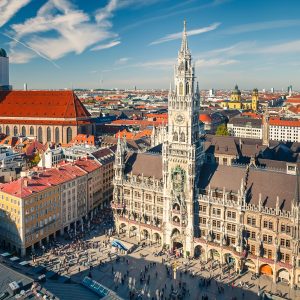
119, 223, 127, 234
129, 226, 137, 238
277, 268, 290, 283
260, 264, 273, 276
224, 253, 235, 265
208, 249, 221, 261
194, 245, 203, 259
141, 229, 150, 241
153, 232, 162, 245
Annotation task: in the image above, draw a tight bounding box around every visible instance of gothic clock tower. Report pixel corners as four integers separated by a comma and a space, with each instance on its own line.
163, 20, 204, 256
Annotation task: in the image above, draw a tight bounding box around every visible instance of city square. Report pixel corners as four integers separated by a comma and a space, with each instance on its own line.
18, 213, 298, 300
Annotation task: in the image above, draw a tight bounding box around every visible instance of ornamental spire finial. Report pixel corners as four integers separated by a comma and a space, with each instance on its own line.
181, 19, 189, 53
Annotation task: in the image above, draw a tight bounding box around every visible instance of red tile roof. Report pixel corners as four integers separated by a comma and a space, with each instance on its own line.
0, 159, 101, 198
69, 134, 95, 146
269, 117, 300, 127
0, 91, 91, 119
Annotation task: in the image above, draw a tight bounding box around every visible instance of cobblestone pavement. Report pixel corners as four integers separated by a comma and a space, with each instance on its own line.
30, 232, 300, 300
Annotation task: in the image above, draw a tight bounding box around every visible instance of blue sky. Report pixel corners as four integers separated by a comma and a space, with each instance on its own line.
1, 0, 300, 90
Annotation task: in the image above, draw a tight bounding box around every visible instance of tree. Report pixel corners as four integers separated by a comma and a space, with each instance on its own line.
215, 124, 229, 136
30, 152, 40, 166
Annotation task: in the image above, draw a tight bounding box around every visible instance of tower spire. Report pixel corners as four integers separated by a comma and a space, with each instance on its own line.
181, 19, 189, 54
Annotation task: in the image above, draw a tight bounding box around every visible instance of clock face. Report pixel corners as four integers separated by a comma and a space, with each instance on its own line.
175, 114, 185, 124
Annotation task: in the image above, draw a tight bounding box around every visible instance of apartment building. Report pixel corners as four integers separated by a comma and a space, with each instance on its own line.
0, 158, 104, 256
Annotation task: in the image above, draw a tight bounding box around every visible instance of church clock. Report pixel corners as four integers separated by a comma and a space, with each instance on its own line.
175, 113, 185, 124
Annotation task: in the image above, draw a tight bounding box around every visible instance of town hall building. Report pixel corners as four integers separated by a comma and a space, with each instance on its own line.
112, 22, 300, 287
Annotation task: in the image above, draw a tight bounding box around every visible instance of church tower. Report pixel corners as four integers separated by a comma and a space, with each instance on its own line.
252, 88, 259, 112
163, 20, 203, 256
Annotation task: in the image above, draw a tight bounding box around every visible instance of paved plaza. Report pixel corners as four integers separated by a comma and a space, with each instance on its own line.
27, 226, 300, 300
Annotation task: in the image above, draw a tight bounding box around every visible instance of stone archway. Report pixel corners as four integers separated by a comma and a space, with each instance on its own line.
208, 249, 221, 261
153, 232, 162, 245
194, 245, 204, 259
129, 226, 138, 238
119, 223, 127, 234
141, 229, 150, 241
224, 253, 236, 266
277, 268, 290, 283
260, 264, 273, 276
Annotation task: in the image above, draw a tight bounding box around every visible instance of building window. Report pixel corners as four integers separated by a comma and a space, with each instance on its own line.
227, 211, 236, 220
13, 126, 18, 136
66, 127, 72, 143
55, 127, 60, 144
30, 126, 34, 136
199, 205, 206, 213
47, 127, 51, 142
179, 82, 183, 95
173, 132, 178, 141
21, 126, 26, 136
5, 126, 10, 136
38, 127, 43, 142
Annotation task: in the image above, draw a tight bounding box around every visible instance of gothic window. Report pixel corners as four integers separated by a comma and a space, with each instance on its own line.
179, 82, 183, 95
38, 127, 43, 143
5, 126, 10, 136
66, 127, 72, 143
13, 126, 18, 136
30, 126, 34, 136
21, 126, 26, 136
55, 127, 60, 144
185, 60, 188, 71
173, 132, 178, 141
186, 82, 189, 94
180, 132, 185, 142
47, 127, 51, 142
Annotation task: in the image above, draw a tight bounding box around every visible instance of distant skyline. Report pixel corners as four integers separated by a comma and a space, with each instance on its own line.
0, 0, 300, 90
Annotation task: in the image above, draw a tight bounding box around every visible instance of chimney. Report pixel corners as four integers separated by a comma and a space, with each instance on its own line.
23, 83, 28, 91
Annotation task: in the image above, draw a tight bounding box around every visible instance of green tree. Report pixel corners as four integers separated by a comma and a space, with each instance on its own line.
30, 152, 40, 166
215, 124, 229, 136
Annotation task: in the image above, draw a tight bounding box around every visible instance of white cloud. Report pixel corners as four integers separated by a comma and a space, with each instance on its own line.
91, 40, 121, 51
115, 57, 130, 65
196, 58, 238, 67
8, 0, 118, 62
257, 40, 300, 54
0, 0, 31, 27
150, 22, 220, 45
208, 40, 300, 57
224, 19, 300, 34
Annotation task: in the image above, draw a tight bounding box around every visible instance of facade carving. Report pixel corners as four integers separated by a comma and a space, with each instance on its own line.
112, 21, 300, 287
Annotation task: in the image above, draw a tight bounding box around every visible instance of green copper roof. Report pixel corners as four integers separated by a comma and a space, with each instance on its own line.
0, 48, 7, 57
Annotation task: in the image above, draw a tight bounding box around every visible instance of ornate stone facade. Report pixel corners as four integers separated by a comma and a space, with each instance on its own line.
112, 22, 300, 287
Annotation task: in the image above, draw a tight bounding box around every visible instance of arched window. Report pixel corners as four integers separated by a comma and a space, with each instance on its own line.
179, 82, 183, 95
30, 126, 34, 136
5, 126, 10, 136
38, 127, 43, 143
66, 127, 72, 143
55, 127, 60, 144
173, 132, 178, 141
21, 126, 26, 136
180, 132, 185, 142
185, 60, 188, 71
46, 127, 51, 142
13, 126, 18, 136
186, 82, 189, 95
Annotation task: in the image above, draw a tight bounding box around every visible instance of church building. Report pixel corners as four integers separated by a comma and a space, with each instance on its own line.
0, 90, 93, 144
